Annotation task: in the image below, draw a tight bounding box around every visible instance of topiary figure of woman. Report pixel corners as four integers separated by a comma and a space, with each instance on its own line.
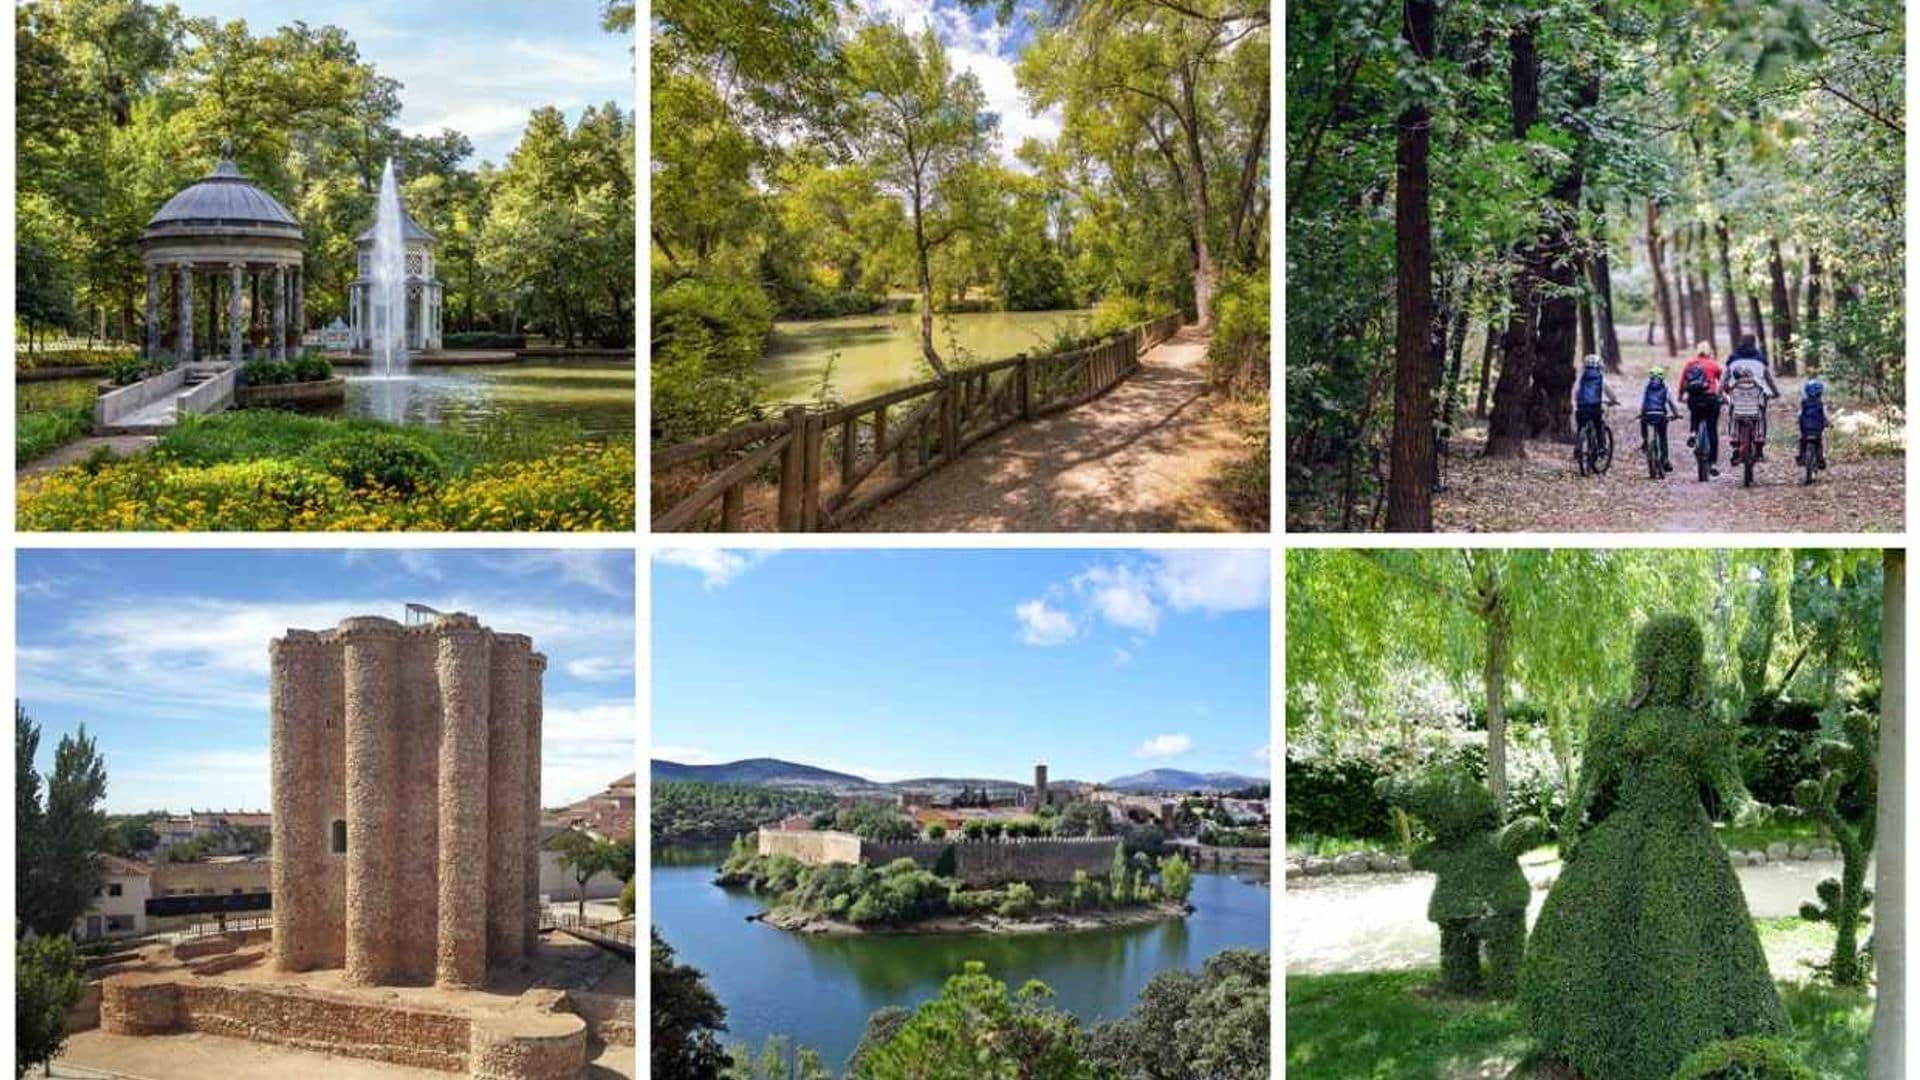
1377, 764, 1542, 996
1521, 614, 1788, 1080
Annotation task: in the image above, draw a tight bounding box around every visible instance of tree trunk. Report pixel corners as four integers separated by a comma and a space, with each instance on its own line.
1747, 293, 1766, 357
1693, 227, 1716, 350
1643, 199, 1674, 351
1484, 603, 1511, 819
1474, 319, 1496, 420
1871, 550, 1905, 1078
1769, 239, 1797, 374
1577, 270, 1595, 360
1526, 54, 1599, 444
1591, 240, 1623, 367
1715, 218, 1742, 343
911, 192, 947, 378
1178, 59, 1217, 329
1386, 0, 1438, 532
1805, 249, 1823, 355
1673, 227, 1692, 346
1484, 23, 1540, 459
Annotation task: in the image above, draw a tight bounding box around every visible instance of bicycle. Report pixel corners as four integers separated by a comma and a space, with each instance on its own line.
1688, 407, 1719, 483
1575, 404, 1613, 477
1638, 414, 1671, 480
1797, 428, 1827, 486
1726, 384, 1769, 489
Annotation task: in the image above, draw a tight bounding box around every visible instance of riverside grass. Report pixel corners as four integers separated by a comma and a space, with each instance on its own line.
16, 410, 634, 531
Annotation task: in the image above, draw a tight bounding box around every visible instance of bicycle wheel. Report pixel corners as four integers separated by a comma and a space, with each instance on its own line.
1803, 437, 1816, 486
1646, 430, 1660, 479
1595, 425, 1613, 474
1696, 424, 1711, 482
1741, 422, 1755, 488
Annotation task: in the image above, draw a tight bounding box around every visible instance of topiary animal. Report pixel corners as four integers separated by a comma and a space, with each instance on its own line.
1377, 763, 1543, 996
1521, 614, 1788, 1080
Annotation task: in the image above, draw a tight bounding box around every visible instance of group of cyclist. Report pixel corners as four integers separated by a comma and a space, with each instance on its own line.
1574, 333, 1830, 481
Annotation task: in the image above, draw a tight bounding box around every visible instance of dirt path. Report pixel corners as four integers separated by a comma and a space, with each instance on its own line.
18, 435, 157, 479
1434, 331, 1903, 532
848, 326, 1247, 531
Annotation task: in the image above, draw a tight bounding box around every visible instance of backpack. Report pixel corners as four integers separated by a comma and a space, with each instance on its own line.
1576, 367, 1606, 407
1683, 365, 1708, 394
1641, 380, 1670, 418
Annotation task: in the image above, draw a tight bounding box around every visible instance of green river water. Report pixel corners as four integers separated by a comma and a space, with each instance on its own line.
760, 309, 1092, 406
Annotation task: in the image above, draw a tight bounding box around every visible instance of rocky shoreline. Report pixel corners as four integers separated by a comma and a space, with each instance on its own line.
750, 901, 1192, 937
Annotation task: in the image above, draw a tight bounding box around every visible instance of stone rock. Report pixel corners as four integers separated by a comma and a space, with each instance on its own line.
1332, 852, 1372, 875
1810, 847, 1836, 862
1789, 843, 1811, 860
1368, 851, 1397, 873
1301, 856, 1330, 877
1392, 854, 1413, 872
1766, 841, 1790, 862
1283, 862, 1303, 880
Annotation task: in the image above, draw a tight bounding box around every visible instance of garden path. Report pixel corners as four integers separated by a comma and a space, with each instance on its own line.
1285, 856, 1867, 977
846, 326, 1245, 531
17, 435, 157, 478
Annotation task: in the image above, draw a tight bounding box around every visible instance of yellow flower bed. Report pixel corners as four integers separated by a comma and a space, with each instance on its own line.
17, 443, 636, 532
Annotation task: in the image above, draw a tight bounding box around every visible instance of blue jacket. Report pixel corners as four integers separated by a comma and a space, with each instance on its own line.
1800, 397, 1828, 433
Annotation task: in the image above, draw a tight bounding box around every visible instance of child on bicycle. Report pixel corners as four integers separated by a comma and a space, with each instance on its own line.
1724, 334, 1779, 459
1798, 379, 1830, 471
1680, 343, 1722, 476
1725, 368, 1771, 465
1639, 366, 1681, 474
1575, 355, 1617, 445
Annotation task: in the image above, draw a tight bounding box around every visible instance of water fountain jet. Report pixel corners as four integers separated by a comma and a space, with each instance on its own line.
369, 159, 408, 378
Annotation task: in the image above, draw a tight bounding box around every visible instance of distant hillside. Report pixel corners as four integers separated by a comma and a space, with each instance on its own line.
1103, 769, 1265, 793
650, 758, 874, 789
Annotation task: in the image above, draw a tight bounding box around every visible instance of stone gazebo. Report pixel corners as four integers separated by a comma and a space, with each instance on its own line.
348, 194, 443, 353
140, 152, 306, 364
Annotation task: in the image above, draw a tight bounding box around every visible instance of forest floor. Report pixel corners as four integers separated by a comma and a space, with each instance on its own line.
1432, 330, 1904, 532
849, 326, 1255, 531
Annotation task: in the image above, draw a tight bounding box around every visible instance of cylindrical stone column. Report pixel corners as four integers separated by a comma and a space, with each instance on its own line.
144, 266, 159, 361
435, 617, 492, 988
342, 617, 402, 985
293, 267, 305, 348
487, 636, 530, 964
523, 654, 546, 954
176, 263, 194, 362
272, 265, 287, 361
228, 263, 244, 365
270, 631, 326, 971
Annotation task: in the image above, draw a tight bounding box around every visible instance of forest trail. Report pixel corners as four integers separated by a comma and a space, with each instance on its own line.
1433, 330, 1904, 533
846, 326, 1245, 532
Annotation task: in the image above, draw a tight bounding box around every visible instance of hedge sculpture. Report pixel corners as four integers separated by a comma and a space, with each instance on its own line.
1793, 708, 1877, 987
1521, 615, 1788, 1080
1377, 764, 1542, 996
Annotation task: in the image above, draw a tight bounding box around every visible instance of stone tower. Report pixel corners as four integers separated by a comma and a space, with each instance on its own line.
269, 612, 544, 990
1034, 762, 1049, 809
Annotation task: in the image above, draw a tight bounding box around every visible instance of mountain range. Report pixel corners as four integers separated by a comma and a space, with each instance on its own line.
650, 757, 1264, 795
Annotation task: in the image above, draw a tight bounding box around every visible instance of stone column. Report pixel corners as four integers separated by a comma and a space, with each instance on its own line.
523, 654, 546, 954
270, 631, 325, 972
144, 266, 159, 361
342, 618, 401, 986
227, 264, 244, 365
272, 265, 287, 361
293, 267, 305, 349
435, 618, 492, 988
418, 282, 430, 351
176, 263, 194, 362
486, 636, 530, 965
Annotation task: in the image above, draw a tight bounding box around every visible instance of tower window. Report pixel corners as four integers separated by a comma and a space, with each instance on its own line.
331, 819, 347, 854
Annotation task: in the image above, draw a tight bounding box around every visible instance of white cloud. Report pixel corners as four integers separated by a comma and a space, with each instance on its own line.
656, 549, 772, 589
652, 745, 720, 765
1134, 733, 1192, 759
1075, 565, 1160, 633
479, 551, 632, 597
565, 655, 633, 681
1252, 743, 1271, 764
1112, 647, 1133, 667
1154, 550, 1270, 614
1016, 597, 1080, 646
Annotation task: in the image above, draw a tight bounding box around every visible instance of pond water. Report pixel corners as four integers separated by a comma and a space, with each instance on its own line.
343, 361, 633, 440
760, 309, 1092, 406
651, 845, 1271, 1068
16, 361, 635, 441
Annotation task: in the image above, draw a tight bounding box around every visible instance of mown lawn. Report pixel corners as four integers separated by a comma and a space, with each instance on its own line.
1286, 968, 1871, 1080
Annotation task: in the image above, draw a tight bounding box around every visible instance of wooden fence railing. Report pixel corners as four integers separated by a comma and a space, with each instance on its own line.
653, 313, 1183, 531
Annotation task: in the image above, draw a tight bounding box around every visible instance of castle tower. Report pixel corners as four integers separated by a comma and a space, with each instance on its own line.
269, 612, 544, 989
1034, 762, 1049, 809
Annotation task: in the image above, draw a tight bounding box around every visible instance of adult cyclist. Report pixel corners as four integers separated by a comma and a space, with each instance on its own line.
1679, 342, 1723, 476
1574, 354, 1617, 463
1725, 334, 1781, 461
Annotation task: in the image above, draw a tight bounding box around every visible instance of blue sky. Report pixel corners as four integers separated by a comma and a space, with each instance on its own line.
17, 550, 635, 815
652, 549, 1271, 784
185, 0, 634, 164
858, 0, 1058, 164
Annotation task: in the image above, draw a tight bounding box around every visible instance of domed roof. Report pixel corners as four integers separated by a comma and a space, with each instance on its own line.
355, 205, 436, 245
145, 158, 301, 232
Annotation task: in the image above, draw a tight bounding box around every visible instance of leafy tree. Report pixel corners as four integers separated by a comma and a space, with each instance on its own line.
1157, 852, 1192, 903
550, 829, 623, 920
618, 877, 635, 918
16, 933, 86, 1078
651, 929, 729, 1080
1794, 709, 1877, 988
18, 713, 108, 940
1086, 949, 1270, 1080
851, 962, 1093, 1079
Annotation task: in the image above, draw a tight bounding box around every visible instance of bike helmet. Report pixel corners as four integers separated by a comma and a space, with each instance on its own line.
1583, 354, 1603, 369
1649, 366, 1665, 380
1806, 379, 1825, 398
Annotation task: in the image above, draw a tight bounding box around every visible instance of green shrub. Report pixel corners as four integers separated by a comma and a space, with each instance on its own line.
1088, 294, 1158, 336
997, 881, 1036, 919
304, 431, 447, 496
1668, 1037, 1816, 1080
16, 933, 86, 1075
107, 354, 159, 386
1208, 271, 1270, 396
1285, 755, 1395, 841
651, 272, 772, 444
618, 878, 635, 917
1522, 615, 1788, 1080
242, 359, 295, 385
443, 331, 527, 349
926, 824, 947, 840
17, 406, 91, 465
290, 353, 333, 382
1792, 709, 1877, 987
1378, 764, 1540, 996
